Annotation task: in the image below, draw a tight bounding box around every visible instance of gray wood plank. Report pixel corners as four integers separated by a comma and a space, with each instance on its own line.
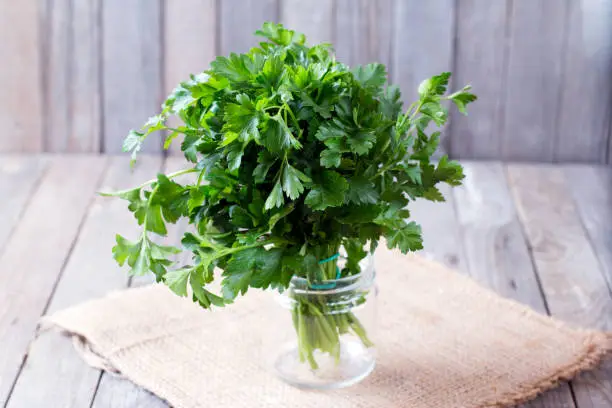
391, 0, 454, 153
333, 0, 393, 70
0, 0, 42, 152
281, 0, 332, 46
392, 0, 454, 103
102, 0, 163, 153
43, 0, 102, 152
0, 156, 107, 405
507, 164, 612, 407
5, 156, 162, 408
449, 1, 508, 160
501, 1, 568, 162
165, 0, 216, 155
409, 183, 469, 274
555, 1, 612, 163
91, 375, 168, 408
565, 165, 612, 296
219, 0, 278, 55
0, 156, 49, 254
454, 162, 576, 408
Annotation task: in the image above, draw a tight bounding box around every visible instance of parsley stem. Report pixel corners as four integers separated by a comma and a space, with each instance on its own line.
140, 183, 160, 239
99, 168, 197, 197
282, 103, 300, 130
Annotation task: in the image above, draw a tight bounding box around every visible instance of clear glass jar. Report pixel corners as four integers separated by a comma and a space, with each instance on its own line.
273, 252, 377, 389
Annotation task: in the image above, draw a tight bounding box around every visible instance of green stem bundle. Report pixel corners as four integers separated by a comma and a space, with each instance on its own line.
291, 297, 373, 370
291, 247, 373, 370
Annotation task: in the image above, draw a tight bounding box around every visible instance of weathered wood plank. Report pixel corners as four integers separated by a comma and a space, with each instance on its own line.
555, 1, 612, 163
0, 156, 107, 405
564, 165, 612, 294
333, 0, 393, 70
507, 164, 612, 407
5, 156, 162, 408
391, 0, 454, 153
0, 0, 42, 152
409, 184, 468, 274
454, 162, 576, 408
102, 0, 163, 153
91, 375, 168, 408
165, 0, 216, 155
219, 0, 278, 55
453, 163, 548, 308
392, 0, 454, 103
43, 0, 101, 152
450, 1, 508, 160
281, 0, 332, 46
501, 2, 568, 161
0, 157, 49, 254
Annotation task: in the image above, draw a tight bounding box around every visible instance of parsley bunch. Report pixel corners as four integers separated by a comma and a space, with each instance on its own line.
106, 22, 476, 311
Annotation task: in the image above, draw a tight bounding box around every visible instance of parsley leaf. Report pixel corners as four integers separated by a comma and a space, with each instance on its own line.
385, 221, 424, 253
305, 171, 349, 211
352, 63, 387, 93
264, 180, 285, 210
347, 176, 379, 205
282, 163, 309, 200
261, 114, 302, 153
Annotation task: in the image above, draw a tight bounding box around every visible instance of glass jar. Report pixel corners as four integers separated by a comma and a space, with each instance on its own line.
273, 252, 377, 389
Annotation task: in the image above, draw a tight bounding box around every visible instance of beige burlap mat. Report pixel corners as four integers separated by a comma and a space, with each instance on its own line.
42, 249, 612, 408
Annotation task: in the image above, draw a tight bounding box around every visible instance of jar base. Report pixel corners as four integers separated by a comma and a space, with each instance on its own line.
273, 338, 376, 390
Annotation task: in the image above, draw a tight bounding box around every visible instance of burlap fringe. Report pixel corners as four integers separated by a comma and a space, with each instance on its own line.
483, 333, 612, 408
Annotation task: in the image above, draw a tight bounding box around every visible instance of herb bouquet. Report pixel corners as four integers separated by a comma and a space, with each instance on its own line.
105, 23, 476, 388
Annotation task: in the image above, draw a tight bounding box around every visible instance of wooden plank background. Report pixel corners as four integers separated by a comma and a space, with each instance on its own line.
0, 0, 611, 163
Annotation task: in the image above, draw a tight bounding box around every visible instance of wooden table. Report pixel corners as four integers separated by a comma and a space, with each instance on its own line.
0, 155, 610, 408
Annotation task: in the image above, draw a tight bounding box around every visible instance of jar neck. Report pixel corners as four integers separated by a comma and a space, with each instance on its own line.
289, 252, 375, 295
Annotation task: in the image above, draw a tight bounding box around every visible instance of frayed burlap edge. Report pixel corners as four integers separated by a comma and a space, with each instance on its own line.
38, 318, 612, 408
482, 332, 612, 408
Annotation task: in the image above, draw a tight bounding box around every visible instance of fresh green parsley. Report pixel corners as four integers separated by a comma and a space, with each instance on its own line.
103, 22, 477, 309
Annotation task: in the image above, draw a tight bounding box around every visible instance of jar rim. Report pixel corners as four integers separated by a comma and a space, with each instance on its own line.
288, 269, 375, 295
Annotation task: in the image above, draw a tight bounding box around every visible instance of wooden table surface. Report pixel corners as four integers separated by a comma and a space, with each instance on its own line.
0, 155, 610, 408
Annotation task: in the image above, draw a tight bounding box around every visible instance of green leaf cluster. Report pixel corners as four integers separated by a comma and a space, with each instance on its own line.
108, 22, 477, 308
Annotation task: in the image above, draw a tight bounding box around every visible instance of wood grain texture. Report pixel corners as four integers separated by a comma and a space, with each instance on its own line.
555, 0, 612, 163
5, 156, 162, 408
165, 0, 216, 155
333, 0, 393, 70
565, 165, 612, 293
0, 157, 49, 255
219, 0, 279, 55
450, 1, 509, 159
0, 0, 42, 152
507, 164, 612, 407
0, 156, 107, 405
92, 375, 168, 408
102, 0, 163, 153
281, 0, 332, 47
454, 163, 550, 311
454, 162, 576, 408
42, 0, 102, 152
392, 0, 454, 103
501, 1, 568, 162
409, 184, 468, 274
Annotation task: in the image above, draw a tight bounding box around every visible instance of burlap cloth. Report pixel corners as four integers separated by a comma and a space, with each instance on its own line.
42, 249, 612, 408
